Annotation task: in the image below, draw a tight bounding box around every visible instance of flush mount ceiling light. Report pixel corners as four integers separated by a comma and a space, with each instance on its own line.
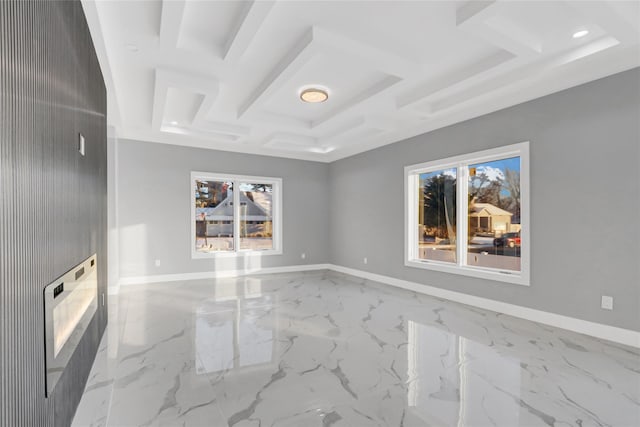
170, 121, 178, 126
573, 29, 589, 39
300, 88, 328, 103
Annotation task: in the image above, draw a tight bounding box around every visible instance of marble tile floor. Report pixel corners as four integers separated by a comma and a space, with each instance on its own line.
71, 271, 640, 427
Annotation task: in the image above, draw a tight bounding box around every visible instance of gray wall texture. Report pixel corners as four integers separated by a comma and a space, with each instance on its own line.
0, 1, 108, 425
115, 139, 331, 278
329, 68, 640, 332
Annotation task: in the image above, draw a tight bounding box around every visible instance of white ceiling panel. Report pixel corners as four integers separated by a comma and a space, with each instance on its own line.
82, 0, 640, 162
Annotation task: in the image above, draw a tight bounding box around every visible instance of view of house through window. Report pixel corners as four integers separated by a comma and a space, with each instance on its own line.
193, 173, 281, 256
195, 180, 234, 252
406, 142, 528, 285
239, 183, 273, 251
467, 157, 521, 271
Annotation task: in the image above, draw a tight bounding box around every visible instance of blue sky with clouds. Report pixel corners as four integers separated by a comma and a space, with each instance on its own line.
420, 156, 520, 183
471, 156, 520, 178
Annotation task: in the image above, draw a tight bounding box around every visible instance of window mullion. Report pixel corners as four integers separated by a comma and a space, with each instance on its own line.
457, 164, 468, 267
233, 180, 240, 253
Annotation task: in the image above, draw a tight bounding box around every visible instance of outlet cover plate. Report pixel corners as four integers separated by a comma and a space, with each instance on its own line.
601, 295, 613, 310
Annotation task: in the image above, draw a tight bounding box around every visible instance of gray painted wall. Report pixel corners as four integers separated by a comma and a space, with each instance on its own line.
329, 69, 640, 332
116, 139, 330, 279
0, 1, 108, 425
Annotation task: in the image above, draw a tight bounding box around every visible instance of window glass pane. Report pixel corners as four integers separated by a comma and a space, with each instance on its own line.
239, 183, 273, 251
418, 169, 457, 263
467, 157, 521, 271
195, 180, 234, 252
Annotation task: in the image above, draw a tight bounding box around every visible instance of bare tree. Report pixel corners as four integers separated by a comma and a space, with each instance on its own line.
504, 169, 521, 222
469, 172, 503, 206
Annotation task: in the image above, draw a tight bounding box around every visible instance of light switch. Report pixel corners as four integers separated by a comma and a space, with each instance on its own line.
78, 133, 85, 156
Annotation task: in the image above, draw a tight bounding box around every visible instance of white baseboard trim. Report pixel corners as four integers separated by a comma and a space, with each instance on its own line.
112, 262, 639, 348
117, 264, 331, 287
327, 264, 640, 348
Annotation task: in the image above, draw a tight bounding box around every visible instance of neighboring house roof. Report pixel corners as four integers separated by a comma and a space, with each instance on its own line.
469, 202, 513, 217
196, 191, 271, 221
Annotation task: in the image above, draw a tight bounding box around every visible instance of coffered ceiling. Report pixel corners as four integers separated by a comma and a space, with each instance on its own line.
82, 0, 640, 162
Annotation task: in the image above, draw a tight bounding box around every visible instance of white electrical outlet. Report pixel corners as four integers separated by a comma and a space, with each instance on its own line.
301, 253, 306, 259
363, 257, 368, 264
155, 259, 161, 267
601, 295, 613, 310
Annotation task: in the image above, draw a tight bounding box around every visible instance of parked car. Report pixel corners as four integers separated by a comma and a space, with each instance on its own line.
493, 232, 521, 248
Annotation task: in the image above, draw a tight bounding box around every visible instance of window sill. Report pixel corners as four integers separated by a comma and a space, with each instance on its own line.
405, 259, 529, 286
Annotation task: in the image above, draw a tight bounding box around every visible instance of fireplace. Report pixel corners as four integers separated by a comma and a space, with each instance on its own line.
43, 254, 98, 396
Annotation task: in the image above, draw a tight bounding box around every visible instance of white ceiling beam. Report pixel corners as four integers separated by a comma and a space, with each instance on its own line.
367, 116, 397, 133
396, 51, 515, 110
152, 68, 219, 131
311, 75, 401, 130
457, 0, 541, 57
304, 27, 430, 129
159, 0, 187, 48
318, 115, 392, 147
191, 95, 215, 128
237, 28, 316, 118
193, 114, 250, 137
429, 36, 620, 114
151, 69, 169, 130
313, 27, 418, 79
319, 117, 366, 144
456, 0, 496, 26
223, 0, 277, 62
247, 111, 311, 132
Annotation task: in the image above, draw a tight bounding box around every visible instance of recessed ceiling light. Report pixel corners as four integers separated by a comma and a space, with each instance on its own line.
300, 88, 328, 103
125, 43, 139, 52
170, 121, 178, 126
572, 30, 589, 39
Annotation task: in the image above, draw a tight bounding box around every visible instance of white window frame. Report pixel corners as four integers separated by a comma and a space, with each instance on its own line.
191, 171, 283, 259
404, 142, 530, 286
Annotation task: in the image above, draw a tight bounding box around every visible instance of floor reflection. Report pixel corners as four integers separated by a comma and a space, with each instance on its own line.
195, 278, 276, 375
407, 321, 522, 426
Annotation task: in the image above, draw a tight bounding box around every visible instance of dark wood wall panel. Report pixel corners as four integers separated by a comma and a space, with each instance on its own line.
0, 1, 107, 426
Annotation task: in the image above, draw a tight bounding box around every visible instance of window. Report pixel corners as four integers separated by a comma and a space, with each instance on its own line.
191, 172, 282, 258
405, 142, 529, 285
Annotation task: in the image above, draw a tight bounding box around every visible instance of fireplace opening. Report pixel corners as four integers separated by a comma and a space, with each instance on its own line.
43, 254, 98, 396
